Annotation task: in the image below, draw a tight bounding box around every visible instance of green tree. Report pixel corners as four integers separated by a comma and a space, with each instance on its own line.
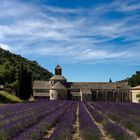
0, 61, 16, 84
0, 47, 52, 86
17, 62, 32, 100
136, 94, 140, 103
109, 78, 112, 83
128, 71, 140, 87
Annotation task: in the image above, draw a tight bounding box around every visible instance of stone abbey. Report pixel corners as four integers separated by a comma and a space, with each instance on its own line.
33, 65, 131, 102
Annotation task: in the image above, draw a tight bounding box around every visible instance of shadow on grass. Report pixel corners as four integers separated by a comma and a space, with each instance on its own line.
0, 96, 19, 103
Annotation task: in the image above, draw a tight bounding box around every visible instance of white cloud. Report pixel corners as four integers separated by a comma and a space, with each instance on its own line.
0, 43, 12, 51
118, 1, 140, 12
44, 6, 81, 14
0, 0, 36, 18
0, 0, 140, 64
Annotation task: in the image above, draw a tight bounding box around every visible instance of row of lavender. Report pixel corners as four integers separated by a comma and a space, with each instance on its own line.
84, 102, 137, 140
13, 101, 75, 140
0, 101, 139, 140
48, 102, 103, 140
47, 102, 102, 140
91, 102, 140, 137
0, 101, 103, 140
0, 101, 69, 140
79, 103, 101, 139
47, 102, 77, 140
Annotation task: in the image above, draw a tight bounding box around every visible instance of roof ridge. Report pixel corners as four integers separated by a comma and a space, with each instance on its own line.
55, 64, 62, 69
51, 81, 66, 89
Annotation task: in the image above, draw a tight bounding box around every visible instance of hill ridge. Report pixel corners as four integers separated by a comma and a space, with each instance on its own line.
0, 47, 53, 85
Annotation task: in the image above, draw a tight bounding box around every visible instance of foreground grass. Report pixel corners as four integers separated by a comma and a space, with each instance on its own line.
0, 91, 22, 103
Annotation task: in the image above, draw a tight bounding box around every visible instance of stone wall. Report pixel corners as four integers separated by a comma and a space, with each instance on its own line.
131, 90, 140, 103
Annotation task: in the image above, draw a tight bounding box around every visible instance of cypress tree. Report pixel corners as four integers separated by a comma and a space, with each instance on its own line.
17, 62, 23, 98
25, 72, 33, 99
17, 62, 32, 100
109, 78, 112, 83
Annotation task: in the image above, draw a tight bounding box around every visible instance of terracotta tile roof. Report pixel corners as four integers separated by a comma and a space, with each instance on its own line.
33, 81, 129, 91
33, 81, 50, 89
131, 86, 140, 90
70, 82, 117, 89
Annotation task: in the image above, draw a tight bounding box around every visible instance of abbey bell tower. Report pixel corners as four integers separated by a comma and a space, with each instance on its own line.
55, 64, 62, 75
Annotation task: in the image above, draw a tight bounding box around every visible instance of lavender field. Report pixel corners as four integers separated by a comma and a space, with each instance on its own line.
0, 101, 140, 140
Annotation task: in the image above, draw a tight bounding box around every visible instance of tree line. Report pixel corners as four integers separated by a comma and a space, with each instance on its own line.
0, 47, 53, 88
127, 71, 140, 87
0, 47, 53, 100
120, 71, 140, 87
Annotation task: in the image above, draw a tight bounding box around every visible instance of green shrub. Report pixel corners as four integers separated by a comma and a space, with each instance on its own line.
136, 94, 140, 98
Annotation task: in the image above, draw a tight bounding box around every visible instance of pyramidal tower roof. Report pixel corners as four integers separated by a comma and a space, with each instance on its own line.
55, 64, 62, 69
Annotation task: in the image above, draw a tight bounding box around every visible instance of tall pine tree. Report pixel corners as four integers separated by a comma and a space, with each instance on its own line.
17, 62, 32, 100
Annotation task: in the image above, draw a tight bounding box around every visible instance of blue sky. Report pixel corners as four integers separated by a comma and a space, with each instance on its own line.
0, 0, 140, 82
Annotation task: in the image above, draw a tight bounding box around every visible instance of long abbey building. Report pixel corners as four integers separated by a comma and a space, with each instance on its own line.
33, 65, 131, 102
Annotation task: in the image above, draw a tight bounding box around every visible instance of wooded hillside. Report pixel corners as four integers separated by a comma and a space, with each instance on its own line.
121, 71, 140, 87
0, 47, 53, 85
127, 71, 140, 87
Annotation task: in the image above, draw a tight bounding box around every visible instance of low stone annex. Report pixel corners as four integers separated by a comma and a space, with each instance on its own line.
33, 65, 132, 102
130, 86, 140, 103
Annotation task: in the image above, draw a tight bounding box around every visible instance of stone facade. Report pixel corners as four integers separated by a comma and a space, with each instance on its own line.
33, 65, 131, 102
130, 86, 140, 103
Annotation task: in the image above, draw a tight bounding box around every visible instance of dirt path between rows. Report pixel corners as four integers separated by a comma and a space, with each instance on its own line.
72, 102, 82, 140
88, 103, 139, 140
83, 103, 113, 140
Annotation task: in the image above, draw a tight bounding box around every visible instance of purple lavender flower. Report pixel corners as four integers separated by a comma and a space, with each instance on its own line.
48, 101, 77, 140
79, 103, 101, 140
13, 101, 72, 140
